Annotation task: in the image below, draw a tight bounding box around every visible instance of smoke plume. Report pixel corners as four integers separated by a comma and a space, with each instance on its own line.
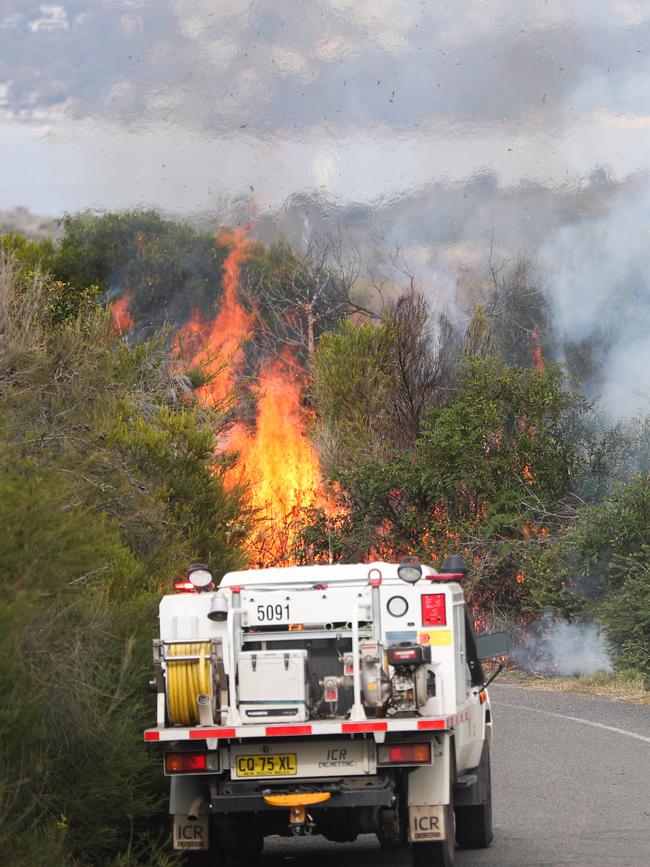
511, 616, 614, 677
541, 180, 650, 420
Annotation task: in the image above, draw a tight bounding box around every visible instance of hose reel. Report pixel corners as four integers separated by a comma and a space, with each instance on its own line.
165, 642, 215, 726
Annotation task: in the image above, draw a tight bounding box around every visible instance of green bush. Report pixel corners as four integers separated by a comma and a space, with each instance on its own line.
0, 252, 247, 864
525, 476, 650, 675
300, 357, 590, 619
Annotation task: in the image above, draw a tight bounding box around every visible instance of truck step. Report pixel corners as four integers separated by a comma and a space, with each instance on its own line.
454, 774, 478, 788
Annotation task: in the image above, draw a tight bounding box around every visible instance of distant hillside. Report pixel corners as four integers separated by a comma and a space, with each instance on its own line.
0, 206, 58, 239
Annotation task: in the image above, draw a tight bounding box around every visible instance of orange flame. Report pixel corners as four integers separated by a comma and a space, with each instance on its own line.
522, 464, 535, 485
180, 229, 333, 565
112, 292, 134, 332
179, 229, 254, 405
531, 327, 544, 371
226, 356, 334, 563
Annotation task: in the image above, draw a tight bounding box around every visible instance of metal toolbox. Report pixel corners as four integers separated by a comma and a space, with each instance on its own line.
238, 650, 309, 724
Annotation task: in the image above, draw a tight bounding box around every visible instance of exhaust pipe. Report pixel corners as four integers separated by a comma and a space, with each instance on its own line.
188, 795, 205, 822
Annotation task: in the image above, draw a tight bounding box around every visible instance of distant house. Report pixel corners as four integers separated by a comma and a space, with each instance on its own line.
28, 5, 70, 33
0, 13, 22, 31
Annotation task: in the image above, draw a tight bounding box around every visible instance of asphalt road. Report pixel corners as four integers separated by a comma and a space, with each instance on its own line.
261, 683, 650, 866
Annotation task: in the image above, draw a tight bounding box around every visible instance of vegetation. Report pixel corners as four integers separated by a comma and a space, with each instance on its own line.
302, 352, 594, 618
0, 250, 248, 865
523, 475, 650, 674
1, 209, 648, 862
499, 670, 650, 705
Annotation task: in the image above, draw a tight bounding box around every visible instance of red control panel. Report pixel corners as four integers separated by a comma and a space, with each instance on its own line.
421, 593, 446, 626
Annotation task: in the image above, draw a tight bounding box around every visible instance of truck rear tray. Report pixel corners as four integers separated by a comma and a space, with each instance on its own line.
144, 711, 470, 742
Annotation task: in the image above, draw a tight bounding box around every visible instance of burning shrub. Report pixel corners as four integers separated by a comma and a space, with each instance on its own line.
302, 355, 591, 622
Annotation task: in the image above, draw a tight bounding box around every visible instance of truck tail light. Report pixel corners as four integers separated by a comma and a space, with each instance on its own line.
165, 752, 208, 773
378, 743, 431, 765
421, 593, 446, 626
172, 578, 195, 593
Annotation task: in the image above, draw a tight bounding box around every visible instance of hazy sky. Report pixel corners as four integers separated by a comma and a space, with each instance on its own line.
2, 0, 650, 417
2, 0, 650, 214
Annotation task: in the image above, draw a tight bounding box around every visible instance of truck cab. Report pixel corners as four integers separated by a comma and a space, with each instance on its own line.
145, 558, 504, 866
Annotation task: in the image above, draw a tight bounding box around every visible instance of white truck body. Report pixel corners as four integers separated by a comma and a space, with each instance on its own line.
146, 561, 500, 865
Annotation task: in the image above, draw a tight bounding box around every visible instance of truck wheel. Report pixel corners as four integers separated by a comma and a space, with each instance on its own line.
454, 746, 493, 849
411, 803, 455, 867
217, 815, 263, 860
184, 849, 220, 866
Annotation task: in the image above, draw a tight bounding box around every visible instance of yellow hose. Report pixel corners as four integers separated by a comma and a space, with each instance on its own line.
166, 642, 212, 725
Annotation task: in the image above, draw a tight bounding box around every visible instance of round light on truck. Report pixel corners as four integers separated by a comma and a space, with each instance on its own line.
187, 562, 213, 591
397, 561, 422, 584
387, 595, 409, 617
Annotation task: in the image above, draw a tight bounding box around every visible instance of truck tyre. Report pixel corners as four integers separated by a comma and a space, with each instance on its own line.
217, 815, 263, 861
183, 817, 224, 865
184, 847, 222, 866
184, 854, 211, 866
454, 745, 493, 849
411, 802, 455, 867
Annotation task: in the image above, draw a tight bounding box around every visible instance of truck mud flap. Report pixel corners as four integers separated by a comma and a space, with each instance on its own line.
173, 814, 209, 850
453, 741, 490, 807
409, 804, 447, 842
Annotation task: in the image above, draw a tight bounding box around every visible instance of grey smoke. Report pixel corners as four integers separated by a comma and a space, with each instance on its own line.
512, 617, 614, 677
541, 180, 650, 419
4, 0, 650, 429
6, 1, 649, 135
6, 0, 650, 215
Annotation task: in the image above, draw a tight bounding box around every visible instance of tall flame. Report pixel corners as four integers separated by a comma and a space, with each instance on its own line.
227, 357, 332, 564
181, 229, 332, 565
179, 229, 254, 404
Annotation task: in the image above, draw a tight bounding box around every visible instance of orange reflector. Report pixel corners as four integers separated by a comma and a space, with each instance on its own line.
479, 690, 487, 704
378, 742, 432, 765
264, 793, 331, 808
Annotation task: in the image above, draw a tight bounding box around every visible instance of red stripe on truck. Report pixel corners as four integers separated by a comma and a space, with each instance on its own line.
342, 721, 388, 733
189, 727, 237, 739
144, 730, 161, 741
417, 719, 446, 730
265, 725, 313, 736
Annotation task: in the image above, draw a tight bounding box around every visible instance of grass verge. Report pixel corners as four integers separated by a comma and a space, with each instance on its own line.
496, 670, 650, 706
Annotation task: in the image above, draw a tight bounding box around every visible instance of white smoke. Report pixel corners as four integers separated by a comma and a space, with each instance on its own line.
541, 180, 650, 419
513, 617, 614, 677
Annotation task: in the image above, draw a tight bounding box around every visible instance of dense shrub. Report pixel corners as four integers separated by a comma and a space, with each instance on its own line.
0, 253, 248, 864
523, 476, 650, 675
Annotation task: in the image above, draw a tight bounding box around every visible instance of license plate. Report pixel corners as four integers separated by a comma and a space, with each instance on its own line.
235, 753, 297, 777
